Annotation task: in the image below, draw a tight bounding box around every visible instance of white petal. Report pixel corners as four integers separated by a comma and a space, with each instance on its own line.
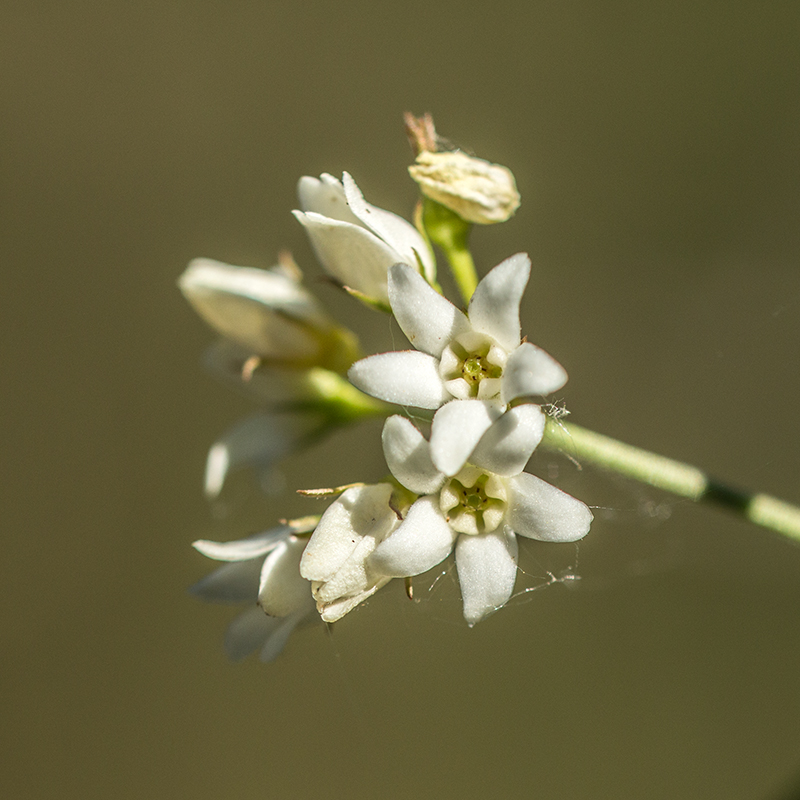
297, 174, 361, 226
455, 528, 519, 626
179, 259, 326, 359
189, 559, 263, 603
342, 173, 435, 282
381, 415, 445, 495
203, 412, 320, 498
430, 400, 502, 476
467, 253, 531, 351
388, 263, 470, 357
502, 342, 568, 403
300, 484, 395, 581
470, 404, 546, 476
224, 606, 282, 662
192, 526, 291, 561
310, 534, 378, 602
258, 537, 314, 617
293, 210, 396, 303
369, 497, 458, 577
506, 473, 593, 542
348, 351, 449, 408
259, 609, 310, 662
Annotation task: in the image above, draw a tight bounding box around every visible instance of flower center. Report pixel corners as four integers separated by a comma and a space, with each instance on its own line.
439, 332, 507, 401
440, 467, 508, 535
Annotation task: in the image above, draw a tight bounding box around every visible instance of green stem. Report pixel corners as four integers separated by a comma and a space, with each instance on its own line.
421, 198, 478, 304
541, 419, 800, 543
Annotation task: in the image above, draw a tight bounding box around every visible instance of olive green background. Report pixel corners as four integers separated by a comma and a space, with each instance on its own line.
4, 2, 800, 798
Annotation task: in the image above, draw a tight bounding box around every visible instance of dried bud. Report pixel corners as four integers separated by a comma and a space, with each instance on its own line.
409, 150, 521, 225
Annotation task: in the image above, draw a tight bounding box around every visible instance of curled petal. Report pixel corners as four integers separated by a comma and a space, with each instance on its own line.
192, 526, 292, 562
455, 528, 519, 626
258, 537, 313, 618
430, 400, 502, 476
468, 253, 530, 352
297, 174, 361, 225
382, 415, 445, 495
300, 484, 396, 582
369, 497, 458, 577
293, 210, 397, 304
388, 263, 470, 357
348, 351, 449, 408
342, 173, 435, 282
506, 473, 593, 542
470, 404, 546, 476
314, 577, 391, 623
502, 342, 568, 403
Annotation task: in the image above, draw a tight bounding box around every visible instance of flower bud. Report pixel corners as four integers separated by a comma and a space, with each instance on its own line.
409, 150, 521, 225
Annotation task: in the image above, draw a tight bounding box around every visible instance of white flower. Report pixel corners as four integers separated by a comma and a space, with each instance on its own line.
348, 253, 567, 474
408, 150, 521, 224
179, 257, 359, 373
191, 521, 317, 662
299, 483, 402, 622
368, 413, 592, 625
293, 172, 436, 305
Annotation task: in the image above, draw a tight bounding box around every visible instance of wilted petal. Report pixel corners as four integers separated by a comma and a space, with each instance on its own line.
455, 528, 519, 626
192, 526, 292, 561
381, 415, 444, 495
342, 173, 435, 282
189, 558, 264, 604
300, 484, 396, 582
470, 404, 546, 476
348, 351, 449, 408
408, 150, 521, 225
204, 412, 322, 498
467, 253, 530, 352
430, 400, 502, 476
369, 497, 458, 577
258, 537, 313, 618
293, 210, 397, 304
502, 342, 568, 403
179, 258, 327, 360
506, 473, 593, 542
388, 263, 470, 357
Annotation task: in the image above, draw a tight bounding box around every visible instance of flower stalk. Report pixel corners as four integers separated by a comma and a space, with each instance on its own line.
421, 198, 478, 304
541, 419, 800, 543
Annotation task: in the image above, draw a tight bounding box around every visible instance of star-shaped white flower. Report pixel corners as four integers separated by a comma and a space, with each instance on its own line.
293, 173, 435, 305
348, 253, 568, 475
299, 483, 401, 622
191, 521, 317, 662
367, 413, 592, 625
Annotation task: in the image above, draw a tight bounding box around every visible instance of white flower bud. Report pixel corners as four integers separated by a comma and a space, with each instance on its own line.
409, 150, 521, 224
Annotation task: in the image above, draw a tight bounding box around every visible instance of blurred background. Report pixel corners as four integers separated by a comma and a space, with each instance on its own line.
3, 2, 800, 798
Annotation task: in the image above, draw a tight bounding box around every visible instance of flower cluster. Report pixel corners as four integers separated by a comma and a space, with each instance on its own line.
183, 119, 593, 661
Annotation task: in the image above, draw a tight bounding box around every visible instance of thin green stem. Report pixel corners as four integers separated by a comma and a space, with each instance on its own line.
445, 245, 479, 305
541, 419, 800, 543
420, 198, 478, 304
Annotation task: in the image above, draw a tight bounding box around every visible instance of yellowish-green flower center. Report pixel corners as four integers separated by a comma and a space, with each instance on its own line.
439, 332, 506, 401
440, 467, 508, 535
